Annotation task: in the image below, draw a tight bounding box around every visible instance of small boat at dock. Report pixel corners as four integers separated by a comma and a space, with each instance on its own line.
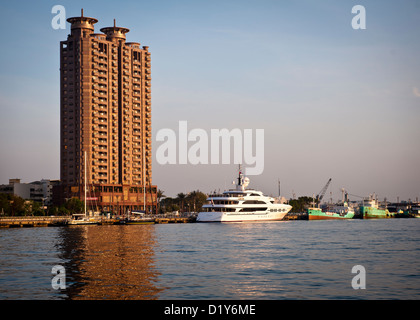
68, 213, 99, 225
125, 217, 155, 225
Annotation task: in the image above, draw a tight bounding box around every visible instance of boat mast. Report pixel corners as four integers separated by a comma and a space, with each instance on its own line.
143, 138, 146, 213
84, 150, 87, 216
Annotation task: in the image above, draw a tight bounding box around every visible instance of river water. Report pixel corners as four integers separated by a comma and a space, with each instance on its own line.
0, 219, 419, 300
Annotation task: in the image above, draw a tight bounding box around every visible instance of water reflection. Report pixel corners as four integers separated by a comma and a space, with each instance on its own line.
56, 225, 162, 299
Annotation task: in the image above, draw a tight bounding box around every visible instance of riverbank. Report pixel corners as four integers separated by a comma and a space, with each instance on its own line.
0, 214, 197, 228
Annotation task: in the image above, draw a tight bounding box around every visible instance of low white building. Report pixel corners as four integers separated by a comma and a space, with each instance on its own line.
0, 178, 60, 206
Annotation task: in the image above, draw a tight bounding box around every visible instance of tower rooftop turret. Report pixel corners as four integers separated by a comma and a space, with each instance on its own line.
100, 19, 130, 42
67, 9, 98, 32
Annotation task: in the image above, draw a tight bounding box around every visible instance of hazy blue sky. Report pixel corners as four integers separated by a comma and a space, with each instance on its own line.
0, 0, 419, 202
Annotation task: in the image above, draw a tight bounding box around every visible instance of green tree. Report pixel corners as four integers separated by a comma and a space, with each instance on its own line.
176, 193, 186, 212
289, 196, 316, 213
159, 190, 208, 213
157, 189, 166, 213
10, 195, 25, 216
31, 201, 44, 216
65, 197, 84, 213
186, 190, 207, 212
0, 194, 10, 215
58, 205, 70, 215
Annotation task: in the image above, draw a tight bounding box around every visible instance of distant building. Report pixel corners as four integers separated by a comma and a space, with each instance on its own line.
58, 10, 156, 214
0, 178, 60, 206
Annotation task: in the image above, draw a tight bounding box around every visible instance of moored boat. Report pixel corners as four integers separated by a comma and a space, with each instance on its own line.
308, 188, 355, 220
68, 151, 99, 225
197, 167, 292, 222
360, 194, 394, 219
68, 214, 99, 225
308, 205, 355, 220
308, 208, 354, 220
308, 194, 355, 220
125, 217, 155, 225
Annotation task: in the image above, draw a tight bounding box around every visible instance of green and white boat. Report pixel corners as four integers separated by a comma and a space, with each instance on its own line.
308, 202, 355, 220
308, 189, 355, 220
360, 195, 394, 219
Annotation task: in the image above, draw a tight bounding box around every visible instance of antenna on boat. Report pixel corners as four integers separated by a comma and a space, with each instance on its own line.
237, 164, 242, 186
237, 164, 248, 191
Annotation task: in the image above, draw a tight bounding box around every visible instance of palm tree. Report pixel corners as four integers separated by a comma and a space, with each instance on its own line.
176, 193, 186, 213
157, 189, 166, 214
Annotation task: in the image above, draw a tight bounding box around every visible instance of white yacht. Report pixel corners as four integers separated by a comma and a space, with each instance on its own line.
197, 169, 292, 222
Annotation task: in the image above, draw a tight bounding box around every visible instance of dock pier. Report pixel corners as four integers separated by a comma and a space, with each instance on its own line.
0, 214, 197, 228
0, 216, 70, 228
283, 212, 308, 220
154, 216, 196, 224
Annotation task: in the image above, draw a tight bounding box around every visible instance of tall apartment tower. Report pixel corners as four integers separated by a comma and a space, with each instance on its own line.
59, 10, 156, 214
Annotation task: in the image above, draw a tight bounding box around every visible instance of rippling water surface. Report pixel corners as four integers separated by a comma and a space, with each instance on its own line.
0, 219, 419, 299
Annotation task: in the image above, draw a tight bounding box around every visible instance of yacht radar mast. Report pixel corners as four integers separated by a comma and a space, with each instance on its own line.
236, 165, 250, 191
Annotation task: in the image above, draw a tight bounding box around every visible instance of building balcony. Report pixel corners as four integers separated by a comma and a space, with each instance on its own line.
133, 162, 143, 168
93, 159, 107, 165
92, 131, 104, 138
93, 118, 107, 125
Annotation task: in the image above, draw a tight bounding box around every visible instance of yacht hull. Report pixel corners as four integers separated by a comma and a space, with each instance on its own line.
196, 211, 288, 222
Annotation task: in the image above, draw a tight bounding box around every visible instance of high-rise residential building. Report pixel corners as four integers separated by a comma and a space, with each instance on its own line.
57, 10, 156, 214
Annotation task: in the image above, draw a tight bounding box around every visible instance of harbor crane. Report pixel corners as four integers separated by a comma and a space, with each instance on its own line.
316, 178, 332, 203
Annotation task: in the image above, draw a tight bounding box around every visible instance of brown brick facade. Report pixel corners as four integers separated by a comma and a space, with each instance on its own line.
59, 11, 156, 214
